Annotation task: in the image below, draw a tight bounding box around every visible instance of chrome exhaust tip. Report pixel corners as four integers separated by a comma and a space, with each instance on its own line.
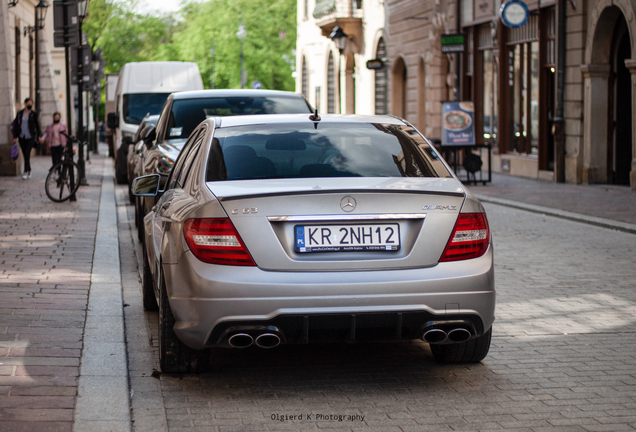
447, 328, 472, 343
255, 333, 281, 349
422, 329, 447, 344
228, 333, 254, 348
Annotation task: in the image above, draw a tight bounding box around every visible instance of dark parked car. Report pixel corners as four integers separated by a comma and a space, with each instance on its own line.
134, 89, 313, 241
127, 115, 160, 203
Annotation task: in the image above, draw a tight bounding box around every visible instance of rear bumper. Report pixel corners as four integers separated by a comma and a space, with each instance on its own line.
162, 247, 495, 350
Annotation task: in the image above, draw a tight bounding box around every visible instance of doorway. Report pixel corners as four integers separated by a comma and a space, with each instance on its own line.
608, 16, 632, 185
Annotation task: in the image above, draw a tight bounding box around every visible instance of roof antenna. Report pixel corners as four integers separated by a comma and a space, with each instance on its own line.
309, 108, 320, 122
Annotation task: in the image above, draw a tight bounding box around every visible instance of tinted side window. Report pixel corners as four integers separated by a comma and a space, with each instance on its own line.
155, 99, 172, 142
167, 128, 203, 190
176, 128, 206, 187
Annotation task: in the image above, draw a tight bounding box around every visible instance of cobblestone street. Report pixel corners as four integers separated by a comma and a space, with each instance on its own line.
117, 185, 636, 432
2, 154, 636, 432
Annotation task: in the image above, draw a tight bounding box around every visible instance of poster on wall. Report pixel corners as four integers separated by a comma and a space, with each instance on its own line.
441, 101, 476, 146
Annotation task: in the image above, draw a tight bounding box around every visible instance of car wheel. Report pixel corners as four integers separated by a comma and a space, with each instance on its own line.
134, 196, 140, 228
142, 245, 158, 311
158, 273, 206, 373
128, 182, 135, 204
115, 153, 128, 184
431, 327, 492, 364
137, 200, 144, 241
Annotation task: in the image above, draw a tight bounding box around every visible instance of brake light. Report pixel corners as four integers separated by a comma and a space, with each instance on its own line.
440, 213, 490, 262
183, 218, 256, 266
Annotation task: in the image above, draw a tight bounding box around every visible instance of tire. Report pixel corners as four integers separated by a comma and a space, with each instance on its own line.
431, 328, 492, 364
142, 245, 158, 311
115, 146, 129, 184
137, 201, 145, 242
158, 273, 206, 373
128, 182, 135, 204
45, 161, 81, 202
134, 196, 140, 228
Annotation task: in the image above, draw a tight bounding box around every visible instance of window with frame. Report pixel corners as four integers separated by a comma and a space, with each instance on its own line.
327, 51, 336, 113
301, 56, 308, 98
507, 15, 539, 155
478, 25, 499, 149
375, 38, 388, 115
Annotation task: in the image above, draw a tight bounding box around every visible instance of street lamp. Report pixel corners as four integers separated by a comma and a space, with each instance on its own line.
329, 26, 348, 54
236, 22, 247, 89
8, 0, 19, 8
35, 0, 49, 29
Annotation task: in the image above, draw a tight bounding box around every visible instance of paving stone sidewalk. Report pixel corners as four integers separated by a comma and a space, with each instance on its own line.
0, 153, 105, 432
468, 173, 636, 225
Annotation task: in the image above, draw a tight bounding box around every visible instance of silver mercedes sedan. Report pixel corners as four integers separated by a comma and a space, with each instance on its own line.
133, 113, 495, 373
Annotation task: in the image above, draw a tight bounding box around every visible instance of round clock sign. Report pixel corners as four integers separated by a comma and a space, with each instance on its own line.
500, 0, 529, 28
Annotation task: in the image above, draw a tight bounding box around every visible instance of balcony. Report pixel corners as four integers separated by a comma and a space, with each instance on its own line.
313, 0, 363, 53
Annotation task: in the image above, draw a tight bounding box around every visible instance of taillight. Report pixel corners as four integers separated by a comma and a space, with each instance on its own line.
183, 218, 256, 266
440, 213, 490, 262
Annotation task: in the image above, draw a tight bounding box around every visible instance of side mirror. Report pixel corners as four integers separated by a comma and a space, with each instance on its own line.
107, 112, 119, 130
132, 174, 162, 197
143, 125, 157, 149
122, 136, 133, 146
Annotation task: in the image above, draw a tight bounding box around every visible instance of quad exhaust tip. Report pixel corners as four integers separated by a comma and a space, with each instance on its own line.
228, 333, 254, 348
422, 328, 472, 344
255, 333, 281, 349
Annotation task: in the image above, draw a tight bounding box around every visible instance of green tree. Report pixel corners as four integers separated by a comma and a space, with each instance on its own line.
83, 0, 297, 90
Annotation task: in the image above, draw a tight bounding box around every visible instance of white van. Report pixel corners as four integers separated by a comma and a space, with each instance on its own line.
107, 62, 203, 183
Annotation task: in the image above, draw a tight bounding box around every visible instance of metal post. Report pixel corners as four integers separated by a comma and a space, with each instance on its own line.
76, 21, 87, 185
35, 23, 40, 112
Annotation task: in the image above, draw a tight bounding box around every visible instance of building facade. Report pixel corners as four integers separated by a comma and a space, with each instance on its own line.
1, 0, 63, 176
296, 0, 386, 116
381, 0, 635, 190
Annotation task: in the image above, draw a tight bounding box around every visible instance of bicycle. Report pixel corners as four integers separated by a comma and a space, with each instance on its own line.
45, 132, 81, 202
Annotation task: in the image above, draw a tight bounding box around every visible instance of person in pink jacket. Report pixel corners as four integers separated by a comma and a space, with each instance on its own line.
42, 112, 68, 167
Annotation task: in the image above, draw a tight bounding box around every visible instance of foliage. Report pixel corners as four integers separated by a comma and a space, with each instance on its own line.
83, 0, 297, 91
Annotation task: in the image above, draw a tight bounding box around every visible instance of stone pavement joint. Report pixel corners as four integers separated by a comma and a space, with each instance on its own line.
0, 152, 102, 430
72, 159, 131, 432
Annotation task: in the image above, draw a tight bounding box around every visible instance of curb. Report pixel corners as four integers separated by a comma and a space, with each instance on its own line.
474, 194, 636, 235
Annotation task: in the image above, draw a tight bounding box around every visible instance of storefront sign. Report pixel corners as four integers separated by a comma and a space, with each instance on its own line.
441, 101, 476, 146
366, 59, 385, 70
441, 33, 466, 53
500, 0, 529, 28
474, 0, 495, 21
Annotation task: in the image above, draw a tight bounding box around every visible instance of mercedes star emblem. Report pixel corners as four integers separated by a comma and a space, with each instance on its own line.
340, 196, 357, 212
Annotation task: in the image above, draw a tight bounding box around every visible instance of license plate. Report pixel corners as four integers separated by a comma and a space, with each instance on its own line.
295, 224, 400, 253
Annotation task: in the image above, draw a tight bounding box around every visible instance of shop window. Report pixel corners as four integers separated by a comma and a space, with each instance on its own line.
327, 51, 336, 113
507, 15, 539, 155
375, 38, 388, 115
478, 25, 498, 149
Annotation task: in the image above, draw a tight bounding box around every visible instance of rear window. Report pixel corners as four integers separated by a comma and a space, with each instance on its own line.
123, 93, 171, 125
205, 122, 451, 181
167, 96, 312, 140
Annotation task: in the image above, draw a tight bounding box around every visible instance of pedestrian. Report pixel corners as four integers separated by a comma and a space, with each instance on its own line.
11, 97, 43, 179
42, 112, 68, 168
